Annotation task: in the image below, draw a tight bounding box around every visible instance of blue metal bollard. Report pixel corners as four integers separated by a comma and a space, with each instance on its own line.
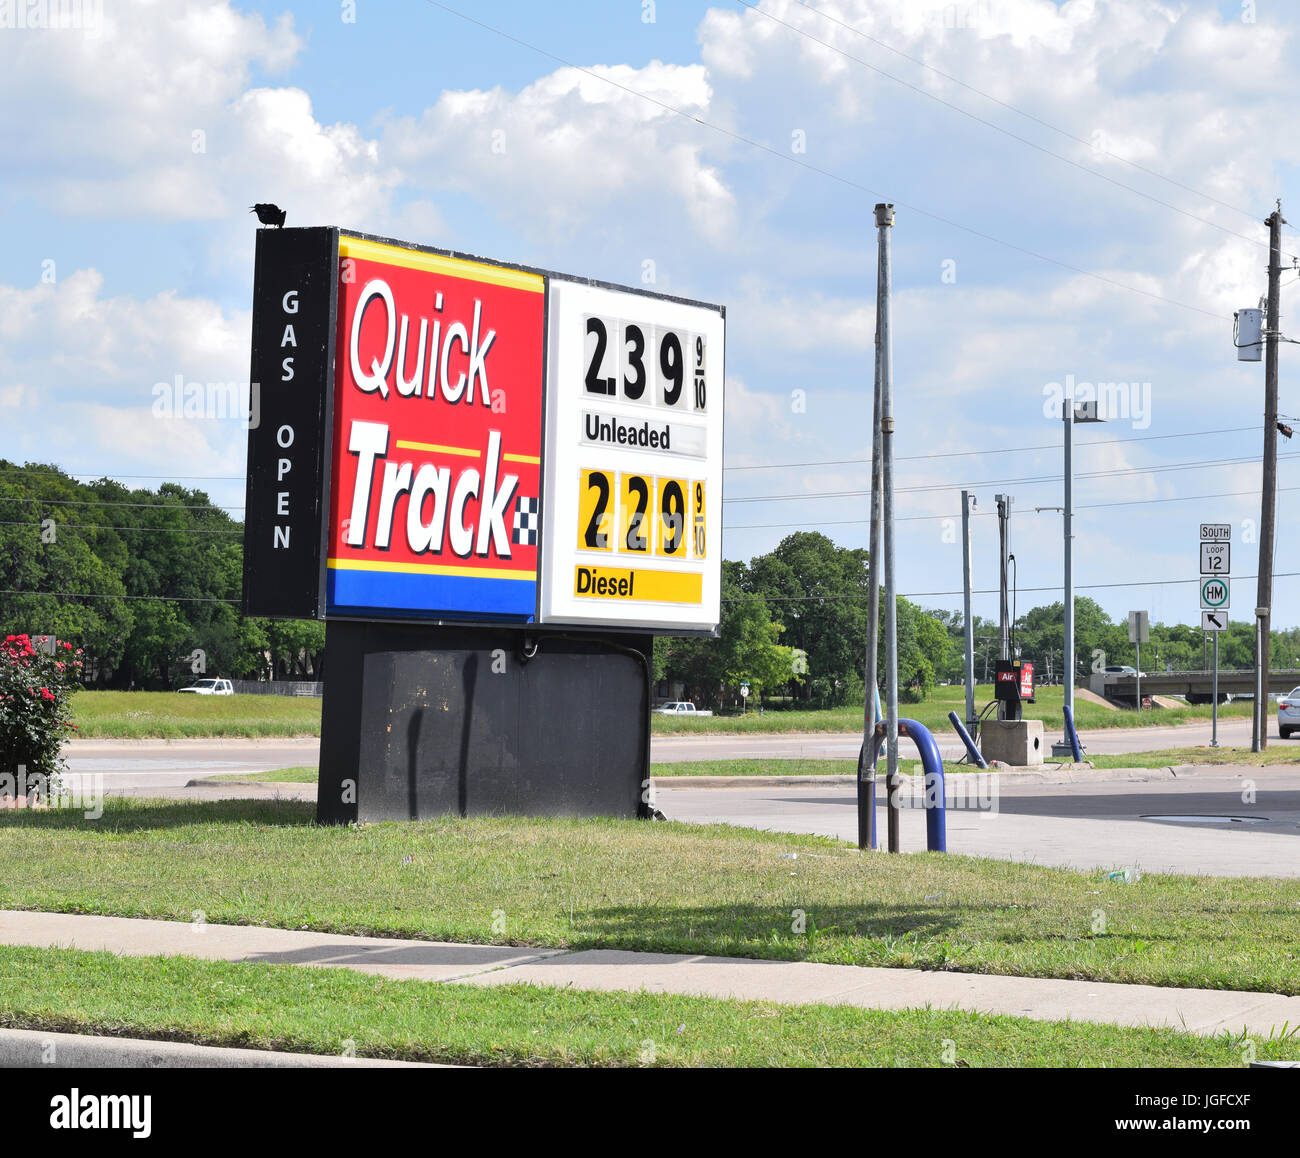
862, 718, 947, 853
947, 710, 988, 769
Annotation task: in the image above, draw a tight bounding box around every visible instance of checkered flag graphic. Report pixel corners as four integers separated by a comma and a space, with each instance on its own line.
512, 496, 539, 546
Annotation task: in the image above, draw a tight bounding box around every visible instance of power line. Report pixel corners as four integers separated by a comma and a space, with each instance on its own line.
734, 0, 1290, 260
0, 468, 242, 481
420, 0, 1228, 321
724, 572, 1300, 603
724, 482, 1300, 531
724, 450, 1297, 504
0, 497, 243, 511
723, 424, 1259, 472
0, 520, 240, 535
0, 589, 238, 604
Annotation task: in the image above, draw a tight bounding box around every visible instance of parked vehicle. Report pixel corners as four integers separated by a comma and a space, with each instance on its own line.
1277, 686, 1300, 738
177, 678, 234, 695
652, 701, 713, 716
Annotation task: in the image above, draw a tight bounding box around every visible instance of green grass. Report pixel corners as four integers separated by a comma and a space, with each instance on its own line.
652, 684, 1255, 735
208, 766, 320, 783
70, 691, 321, 739
1088, 746, 1300, 769
66, 684, 1250, 741
0, 945, 1284, 1068
2, 940, 1289, 1070
3, 798, 1298, 995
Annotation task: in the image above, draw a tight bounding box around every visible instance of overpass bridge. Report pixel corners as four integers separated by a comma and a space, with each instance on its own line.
1088, 669, 1300, 705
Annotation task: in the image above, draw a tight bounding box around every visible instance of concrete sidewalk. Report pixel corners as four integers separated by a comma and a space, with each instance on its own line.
3, 909, 1297, 1041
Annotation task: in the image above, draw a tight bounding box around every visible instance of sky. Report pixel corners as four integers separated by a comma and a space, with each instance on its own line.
2, 0, 1298, 635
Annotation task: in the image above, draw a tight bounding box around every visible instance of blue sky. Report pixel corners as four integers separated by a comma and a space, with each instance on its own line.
2, 0, 1299, 634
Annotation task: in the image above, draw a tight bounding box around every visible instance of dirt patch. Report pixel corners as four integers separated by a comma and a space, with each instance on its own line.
1072, 687, 1117, 709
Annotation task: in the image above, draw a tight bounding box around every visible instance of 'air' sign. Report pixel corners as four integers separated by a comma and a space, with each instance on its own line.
242, 228, 725, 634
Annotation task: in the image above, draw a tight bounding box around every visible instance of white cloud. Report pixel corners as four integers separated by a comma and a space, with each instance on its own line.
381, 61, 736, 241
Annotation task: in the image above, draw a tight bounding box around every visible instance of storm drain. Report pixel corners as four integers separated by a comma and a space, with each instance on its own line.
1140, 814, 1269, 825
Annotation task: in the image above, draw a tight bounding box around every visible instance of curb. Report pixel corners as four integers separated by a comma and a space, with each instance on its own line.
0, 1027, 447, 1068
653, 766, 1182, 788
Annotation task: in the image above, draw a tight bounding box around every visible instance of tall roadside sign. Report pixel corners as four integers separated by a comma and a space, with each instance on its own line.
1200, 522, 1231, 747
242, 227, 725, 825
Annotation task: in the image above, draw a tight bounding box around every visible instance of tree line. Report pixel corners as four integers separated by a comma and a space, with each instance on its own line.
1, 463, 1292, 695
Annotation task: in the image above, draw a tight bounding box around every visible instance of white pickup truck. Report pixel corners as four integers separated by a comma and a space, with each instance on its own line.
652, 701, 713, 716
178, 678, 234, 695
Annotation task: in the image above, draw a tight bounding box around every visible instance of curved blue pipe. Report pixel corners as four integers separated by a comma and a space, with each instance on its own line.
947, 710, 988, 769
861, 717, 947, 853
1063, 704, 1083, 763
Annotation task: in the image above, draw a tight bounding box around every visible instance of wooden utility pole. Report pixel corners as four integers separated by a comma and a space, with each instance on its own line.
1253, 204, 1285, 752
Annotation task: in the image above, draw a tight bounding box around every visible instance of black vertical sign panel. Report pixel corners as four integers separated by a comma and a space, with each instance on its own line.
242, 227, 338, 619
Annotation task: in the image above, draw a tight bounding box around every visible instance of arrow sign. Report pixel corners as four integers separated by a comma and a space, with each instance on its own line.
1202, 610, 1228, 632
1200, 577, 1230, 609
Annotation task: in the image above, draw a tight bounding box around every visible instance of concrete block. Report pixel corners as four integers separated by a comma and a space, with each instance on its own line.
980, 719, 1044, 766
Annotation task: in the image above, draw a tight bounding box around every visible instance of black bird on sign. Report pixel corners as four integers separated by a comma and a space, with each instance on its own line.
250, 203, 286, 228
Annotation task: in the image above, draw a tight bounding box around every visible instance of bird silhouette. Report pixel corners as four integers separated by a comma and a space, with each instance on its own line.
250, 203, 286, 228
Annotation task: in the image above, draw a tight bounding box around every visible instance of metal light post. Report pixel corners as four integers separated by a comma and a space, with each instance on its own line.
1059, 392, 1104, 754
961, 490, 977, 730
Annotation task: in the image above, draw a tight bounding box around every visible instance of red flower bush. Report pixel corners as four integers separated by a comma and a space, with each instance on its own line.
1, 634, 81, 785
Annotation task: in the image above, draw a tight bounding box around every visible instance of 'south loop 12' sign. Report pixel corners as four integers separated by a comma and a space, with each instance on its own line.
326, 237, 543, 619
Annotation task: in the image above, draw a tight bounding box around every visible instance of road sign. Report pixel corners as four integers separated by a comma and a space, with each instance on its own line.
1200, 542, 1230, 575
1202, 610, 1228, 631
1200, 577, 1230, 609
740, 683, 750, 698
1200, 523, 1232, 541
1127, 610, 1149, 643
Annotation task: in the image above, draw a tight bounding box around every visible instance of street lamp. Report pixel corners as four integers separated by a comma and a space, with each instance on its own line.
1056, 395, 1105, 757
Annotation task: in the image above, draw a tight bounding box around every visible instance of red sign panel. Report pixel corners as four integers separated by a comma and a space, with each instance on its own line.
1019, 662, 1034, 700
325, 236, 545, 618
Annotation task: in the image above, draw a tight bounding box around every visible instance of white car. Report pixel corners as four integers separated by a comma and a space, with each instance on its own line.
1277, 686, 1300, 738
178, 678, 234, 695
653, 701, 713, 716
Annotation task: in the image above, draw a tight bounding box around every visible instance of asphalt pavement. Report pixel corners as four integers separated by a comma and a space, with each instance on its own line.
659, 767, 1300, 877
61, 715, 1293, 783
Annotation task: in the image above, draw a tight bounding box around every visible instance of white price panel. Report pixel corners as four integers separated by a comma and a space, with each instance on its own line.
541, 278, 724, 631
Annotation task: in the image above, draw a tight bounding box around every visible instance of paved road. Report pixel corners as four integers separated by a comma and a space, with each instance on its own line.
659, 768, 1300, 877
62, 716, 1294, 782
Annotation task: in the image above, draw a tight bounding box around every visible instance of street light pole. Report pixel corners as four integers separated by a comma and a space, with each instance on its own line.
961, 490, 976, 731
1063, 392, 1075, 728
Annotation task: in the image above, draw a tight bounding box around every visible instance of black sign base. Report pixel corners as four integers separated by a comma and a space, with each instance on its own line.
317, 621, 651, 824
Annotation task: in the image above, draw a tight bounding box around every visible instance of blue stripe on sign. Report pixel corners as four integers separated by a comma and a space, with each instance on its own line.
327, 569, 537, 621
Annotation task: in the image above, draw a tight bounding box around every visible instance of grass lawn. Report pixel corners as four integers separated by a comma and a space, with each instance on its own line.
652, 684, 1255, 736
2, 798, 1297, 995
70, 691, 321, 739
0, 944, 1283, 1068
208, 766, 320, 783
1089, 746, 1300, 769
66, 684, 1253, 740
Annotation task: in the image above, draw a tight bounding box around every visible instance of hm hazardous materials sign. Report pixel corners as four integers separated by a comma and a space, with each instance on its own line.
243, 228, 724, 634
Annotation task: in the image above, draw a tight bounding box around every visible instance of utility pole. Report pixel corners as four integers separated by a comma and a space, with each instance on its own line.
861, 207, 887, 851
961, 490, 977, 730
876, 203, 900, 854
996, 494, 1012, 662
1253, 203, 1285, 752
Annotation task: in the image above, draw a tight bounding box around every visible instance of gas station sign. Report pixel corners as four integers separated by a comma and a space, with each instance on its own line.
242, 228, 725, 634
